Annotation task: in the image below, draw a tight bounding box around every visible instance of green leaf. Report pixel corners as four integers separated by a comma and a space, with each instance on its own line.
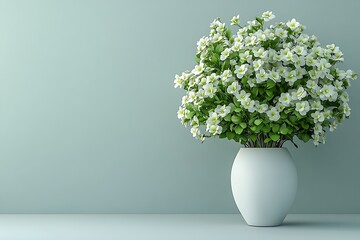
280, 124, 289, 135
211, 53, 220, 63
290, 115, 297, 123
219, 133, 226, 139
234, 126, 244, 135
224, 114, 231, 122
229, 52, 238, 59
272, 124, 280, 133
251, 87, 259, 97
231, 115, 241, 124
254, 119, 263, 125
215, 44, 223, 53
255, 16, 264, 25
240, 122, 247, 129
299, 133, 311, 142
250, 126, 257, 131
226, 131, 235, 140
267, 80, 276, 89
270, 134, 280, 141
233, 97, 240, 107
194, 56, 200, 64
250, 135, 257, 142
266, 90, 273, 97
225, 29, 232, 39
262, 125, 271, 133
221, 61, 230, 70
234, 107, 242, 113
264, 138, 272, 143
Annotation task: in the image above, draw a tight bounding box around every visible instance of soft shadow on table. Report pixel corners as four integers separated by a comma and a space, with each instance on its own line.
281, 219, 360, 230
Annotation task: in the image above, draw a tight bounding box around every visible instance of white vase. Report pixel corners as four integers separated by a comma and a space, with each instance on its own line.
231, 148, 297, 227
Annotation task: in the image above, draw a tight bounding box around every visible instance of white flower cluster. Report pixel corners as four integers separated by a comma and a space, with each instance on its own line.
175, 11, 356, 146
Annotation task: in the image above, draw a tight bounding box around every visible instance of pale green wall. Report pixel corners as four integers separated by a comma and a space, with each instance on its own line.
0, 0, 359, 213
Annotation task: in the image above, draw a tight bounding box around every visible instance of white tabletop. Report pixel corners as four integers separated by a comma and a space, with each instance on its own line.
0, 214, 359, 240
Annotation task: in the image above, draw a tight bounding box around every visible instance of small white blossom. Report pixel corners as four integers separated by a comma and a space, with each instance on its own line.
215, 105, 231, 117
227, 81, 241, 95
295, 87, 307, 100
255, 69, 268, 83
220, 48, 231, 61
203, 83, 216, 98
279, 93, 291, 106
255, 103, 269, 113
266, 107, 280, 121
234, 64, 248, 78
262, 11, 275, 21
253, 59, 263, 71
231, 15, 240, 25
193, 63, 205, 75
311, 111, 325, 123
295, 101, 310, 116
287, 18, 300, 30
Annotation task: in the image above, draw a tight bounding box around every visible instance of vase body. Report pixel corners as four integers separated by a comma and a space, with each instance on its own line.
231, 148, 297, 227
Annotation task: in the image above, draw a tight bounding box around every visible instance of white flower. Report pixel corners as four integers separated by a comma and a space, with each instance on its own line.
312, 134, 320, 146
255, 103, 269, 113
239, 51, 252, 63
220, 48, 231, 61
334, 80, 343, 90
310, 101, 324, 111
266, 107, 280, 121
221, 70, 233, 83
227, 81, 241, 95
319, 84, 335, 100
340, 92, 349, 102
206, 112, 220, 125
244, 36, 257, 46
295, 101, 310, 116
203, 83, 216, 98
212, 33, 223, 42
253, 60, 263, 71
236, 90, 250, 102
255, 69, 268, 83
275, 28, 288, 38
247, 78, 256, 87
234, 64, 248, 78
191, 126, 200, 137
269, 70, 280, 82
231, 15, 240, 25
177, 107, 186, 119
343, 103, 351, 117
330, 122, 337, 132
242, 98, 256, 112
306, 80, 317, 89
215, 105, 231, 117
193, 63, 205, 75
279, 93, 291, 106
285, 71, 298, 86
182, 95, 189, 105
286, 18, 300, 30
208, 125, 223, 135
314, 123, 323, 134
232, 42, 243, 51
295, 87, 307, 100
262, 11, 275, 21
174, 74, 183, 88
293, 46, 307, 56
188, 91, 196, 102
253, 47, 268, 59
216, 22, 226, 33
197, 37, 208, 52
311, 111, 325, 123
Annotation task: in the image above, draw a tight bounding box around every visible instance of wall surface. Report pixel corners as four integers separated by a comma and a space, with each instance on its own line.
0, 0, 359, 213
